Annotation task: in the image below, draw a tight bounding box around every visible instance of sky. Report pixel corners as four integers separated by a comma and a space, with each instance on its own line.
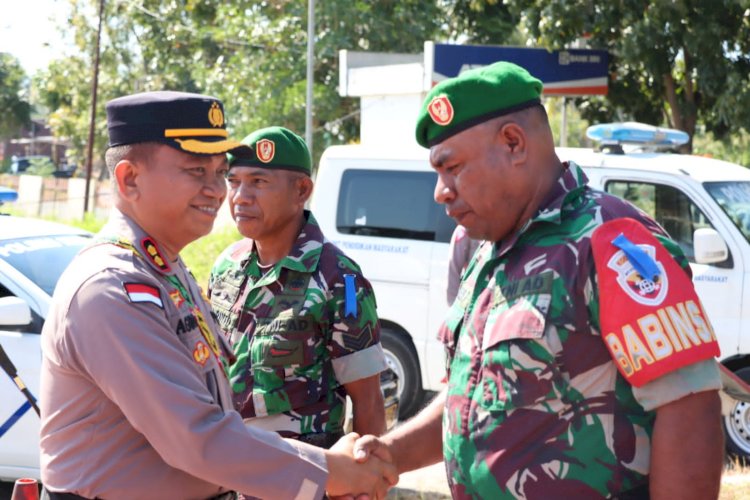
0, 0, 72, 75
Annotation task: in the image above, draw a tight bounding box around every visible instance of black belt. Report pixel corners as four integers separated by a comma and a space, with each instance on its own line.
296, 431, 344, 449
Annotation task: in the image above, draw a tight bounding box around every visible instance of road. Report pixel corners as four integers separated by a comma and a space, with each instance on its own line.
388, 462, 450, 499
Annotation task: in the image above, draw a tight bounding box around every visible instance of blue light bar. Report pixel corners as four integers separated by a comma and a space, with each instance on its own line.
0, 187, 19, 204
586, 122, 689, 147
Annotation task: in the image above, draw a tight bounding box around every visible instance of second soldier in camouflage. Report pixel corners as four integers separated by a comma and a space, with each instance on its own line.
209, 127, 387, 449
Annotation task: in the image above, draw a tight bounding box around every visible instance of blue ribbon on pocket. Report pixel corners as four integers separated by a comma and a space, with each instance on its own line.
344, 274, 358, 318
612, 233, 660, 281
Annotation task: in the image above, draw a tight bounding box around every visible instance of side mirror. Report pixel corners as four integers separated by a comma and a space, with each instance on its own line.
693, 228, 728, 264
0, 296, 32, 327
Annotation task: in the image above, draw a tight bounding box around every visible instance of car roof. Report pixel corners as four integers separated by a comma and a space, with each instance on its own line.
321, 144, 430, 161
557, 147, 750, 183
319, 144, 750, 182
0, 215, 91, 240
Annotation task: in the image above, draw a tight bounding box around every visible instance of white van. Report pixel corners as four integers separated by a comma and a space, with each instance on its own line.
311, 128, 750, 457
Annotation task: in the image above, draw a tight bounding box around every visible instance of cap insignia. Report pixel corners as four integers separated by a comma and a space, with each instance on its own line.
428, 95, 454, 126
256, 138, 276, 163
208, 102, 224, 128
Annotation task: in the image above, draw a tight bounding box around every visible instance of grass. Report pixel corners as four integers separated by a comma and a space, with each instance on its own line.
181, 224, 242, 287
721, 459, 750, 499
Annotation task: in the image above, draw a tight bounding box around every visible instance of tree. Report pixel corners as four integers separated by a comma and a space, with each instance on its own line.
0, 53, 31, 141
201, 1, 443, 161
34, 0, 443, 171
449, 0, 750, 151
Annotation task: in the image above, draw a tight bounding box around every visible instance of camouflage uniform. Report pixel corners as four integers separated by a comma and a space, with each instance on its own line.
209, 211, 386, 440
440, 162, 721, 499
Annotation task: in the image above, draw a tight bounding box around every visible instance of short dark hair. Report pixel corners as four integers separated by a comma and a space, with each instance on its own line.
104, 142, 160, 176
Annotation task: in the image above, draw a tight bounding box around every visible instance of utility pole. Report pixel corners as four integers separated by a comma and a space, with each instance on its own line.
83, 0, 105, 216
305, 0, 315, 159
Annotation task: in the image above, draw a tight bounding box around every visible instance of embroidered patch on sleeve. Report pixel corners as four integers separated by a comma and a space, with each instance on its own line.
591, 217, 719, 387
123, 283, 164, 309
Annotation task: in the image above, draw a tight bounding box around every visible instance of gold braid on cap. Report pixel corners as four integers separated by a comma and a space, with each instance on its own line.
175, 138, 243, 154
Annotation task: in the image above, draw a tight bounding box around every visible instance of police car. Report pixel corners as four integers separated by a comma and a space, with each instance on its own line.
312, 122, 750, 457
0, 215, 91, 481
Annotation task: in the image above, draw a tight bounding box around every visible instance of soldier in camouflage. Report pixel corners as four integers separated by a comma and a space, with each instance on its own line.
209, 126, 387, 450
353, 62, 724, 499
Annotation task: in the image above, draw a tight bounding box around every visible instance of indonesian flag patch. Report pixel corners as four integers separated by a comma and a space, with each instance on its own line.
123, 283, 164, 309
591, 218, 719, 387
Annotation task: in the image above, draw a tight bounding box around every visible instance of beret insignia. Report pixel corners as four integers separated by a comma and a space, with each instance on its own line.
428, 95, 454, 126
256, 138, 276, 163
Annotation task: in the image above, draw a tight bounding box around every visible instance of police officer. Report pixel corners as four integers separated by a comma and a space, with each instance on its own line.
208, 126, 387, 449
353, 62, 724, 499
39, 92, 395, 500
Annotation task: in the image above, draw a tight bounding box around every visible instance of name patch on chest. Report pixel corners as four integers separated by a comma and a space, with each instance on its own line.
592, 218, 719, 387
495, 271, 553, 306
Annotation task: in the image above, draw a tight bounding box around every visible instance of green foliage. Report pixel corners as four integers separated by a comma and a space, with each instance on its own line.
33, 0, 443, 171
693, 128, 750, 168
440, 0, 523, 44
60, 212, 106, 234
29, 0, 750, 164
25, 157, 55, 176
182, 224, 242, 288
0, 53, 31, 140
546, 97, 591, 148
471, 0, 750, 151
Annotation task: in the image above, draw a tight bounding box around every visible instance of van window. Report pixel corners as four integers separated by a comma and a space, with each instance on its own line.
704, 181, 750, 244
605, 181, 720, 263
336, 169, 455, 242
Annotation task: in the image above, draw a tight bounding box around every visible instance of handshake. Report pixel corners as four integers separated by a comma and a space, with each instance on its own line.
323, 433, 398, 500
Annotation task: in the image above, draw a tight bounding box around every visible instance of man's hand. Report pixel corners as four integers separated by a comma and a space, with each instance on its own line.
325, 433, 398, 499
352, 434, 392, 463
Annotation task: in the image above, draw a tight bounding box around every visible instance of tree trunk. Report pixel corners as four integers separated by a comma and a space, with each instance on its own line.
663, 49, 697, 153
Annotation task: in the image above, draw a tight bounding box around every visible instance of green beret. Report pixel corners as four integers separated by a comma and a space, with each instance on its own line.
415, 61, 543, 148
228, 126, 311, 176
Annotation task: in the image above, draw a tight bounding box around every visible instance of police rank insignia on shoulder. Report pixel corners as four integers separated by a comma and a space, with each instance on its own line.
591, 218, 720, 387
141, 237, 171, 273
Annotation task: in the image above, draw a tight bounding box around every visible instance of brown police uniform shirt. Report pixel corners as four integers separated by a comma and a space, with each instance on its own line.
39, 210, 328, 500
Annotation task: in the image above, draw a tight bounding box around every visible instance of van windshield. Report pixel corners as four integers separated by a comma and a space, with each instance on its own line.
704, 181, 750, 244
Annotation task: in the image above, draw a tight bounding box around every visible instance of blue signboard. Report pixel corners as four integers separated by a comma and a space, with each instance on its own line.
428, 43, 609, 96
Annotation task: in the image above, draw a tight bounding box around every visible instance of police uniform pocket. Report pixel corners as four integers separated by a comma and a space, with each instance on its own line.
480, 293, 562, 412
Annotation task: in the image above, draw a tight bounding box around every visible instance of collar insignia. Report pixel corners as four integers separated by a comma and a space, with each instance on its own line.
141, 237, 171, 273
